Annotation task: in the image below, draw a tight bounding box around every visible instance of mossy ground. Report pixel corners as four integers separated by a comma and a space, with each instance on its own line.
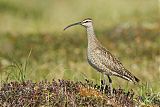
1, 79, 159, 107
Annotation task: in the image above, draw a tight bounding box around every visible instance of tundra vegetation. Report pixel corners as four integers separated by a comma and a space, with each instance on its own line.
0, 0, 159, 106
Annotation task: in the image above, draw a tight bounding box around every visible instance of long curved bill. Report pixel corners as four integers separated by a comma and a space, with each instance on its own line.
64, 22, 81, 30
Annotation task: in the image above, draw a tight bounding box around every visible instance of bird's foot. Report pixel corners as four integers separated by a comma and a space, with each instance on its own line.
100, 80, 106, 94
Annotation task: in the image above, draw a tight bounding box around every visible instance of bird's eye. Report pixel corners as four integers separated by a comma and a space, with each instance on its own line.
83, 21, 89, 23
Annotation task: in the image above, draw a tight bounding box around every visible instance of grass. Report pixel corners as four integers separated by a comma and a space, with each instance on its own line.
138, 82, 160, 105
0, 0, 160, 106
2, 49, 32, 83
1, 27, 159, 91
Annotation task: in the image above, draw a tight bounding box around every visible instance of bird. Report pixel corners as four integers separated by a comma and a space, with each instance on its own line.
64, 18, 140, 95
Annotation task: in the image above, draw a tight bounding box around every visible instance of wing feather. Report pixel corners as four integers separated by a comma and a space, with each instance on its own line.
94, 46, 139, 83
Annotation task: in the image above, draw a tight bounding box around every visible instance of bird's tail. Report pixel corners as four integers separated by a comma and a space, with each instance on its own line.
112, 68, 140, 84
121, 69, 140, 84
133, 76, 140, 84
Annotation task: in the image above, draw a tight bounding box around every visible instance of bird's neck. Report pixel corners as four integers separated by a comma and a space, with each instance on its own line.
86, 26, 100, 50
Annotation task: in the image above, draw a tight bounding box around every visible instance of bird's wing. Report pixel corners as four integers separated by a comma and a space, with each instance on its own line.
94, 46, 138, 83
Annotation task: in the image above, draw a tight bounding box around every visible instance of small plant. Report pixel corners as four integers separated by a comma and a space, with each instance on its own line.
5, 61, 26, 82
4, 49, 32, 82
138, 82, 160, 106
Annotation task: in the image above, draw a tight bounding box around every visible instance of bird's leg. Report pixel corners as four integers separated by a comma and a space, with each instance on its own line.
100, 73, 102, 90
107, 75, 113, 96
103, 73, 107, 94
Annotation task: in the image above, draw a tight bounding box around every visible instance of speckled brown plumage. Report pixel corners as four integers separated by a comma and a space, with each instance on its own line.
86, 21, 139, 83
64, 18, 140, 92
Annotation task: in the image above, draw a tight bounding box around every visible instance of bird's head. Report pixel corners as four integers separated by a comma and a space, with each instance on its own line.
64, 18, 93, 30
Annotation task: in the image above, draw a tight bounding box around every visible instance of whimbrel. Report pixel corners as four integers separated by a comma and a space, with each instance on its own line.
64, 18, 139, 95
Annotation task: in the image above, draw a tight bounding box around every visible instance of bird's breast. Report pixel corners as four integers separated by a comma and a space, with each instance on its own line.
87, 51, 103, 71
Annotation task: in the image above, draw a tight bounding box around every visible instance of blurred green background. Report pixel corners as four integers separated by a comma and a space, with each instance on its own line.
0, 0, 159, 92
